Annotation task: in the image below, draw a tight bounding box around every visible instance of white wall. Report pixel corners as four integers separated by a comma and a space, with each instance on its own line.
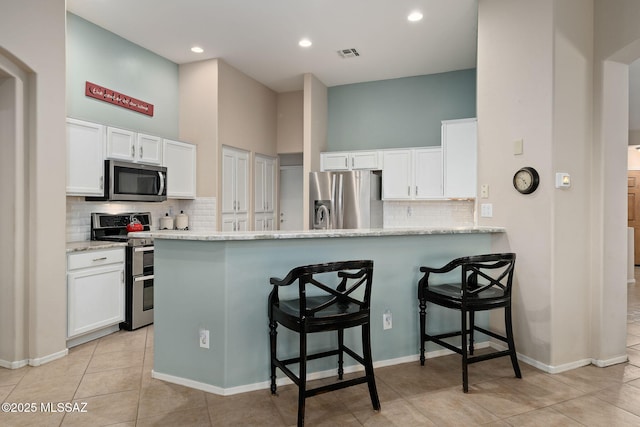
478, 0, 636, 371
477, 0, 556, 366
0, 0, 67, 366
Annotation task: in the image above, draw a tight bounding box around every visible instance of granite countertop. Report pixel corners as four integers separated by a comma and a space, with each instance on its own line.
66, 241, 128, 253
129, 226, 506, 242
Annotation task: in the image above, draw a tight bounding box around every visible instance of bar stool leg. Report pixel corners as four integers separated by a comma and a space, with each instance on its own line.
338, 329, 344, 380
461, 308, 469, 393
362, 322, 381, 410
298, 328, 307, 427
269, 319, 277, 394
505, 305, 522, 378
419, 299, 427, 365
469, 311, 475, 356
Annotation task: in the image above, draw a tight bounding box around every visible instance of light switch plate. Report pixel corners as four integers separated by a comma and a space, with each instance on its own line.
480, 203, 493, 218
514, 139, 524, 155
480, 184, 489, 199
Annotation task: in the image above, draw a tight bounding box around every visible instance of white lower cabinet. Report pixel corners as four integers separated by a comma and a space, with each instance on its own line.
222, 213, 248, 232
67, 248, 125, 339
255, 214, 275, 231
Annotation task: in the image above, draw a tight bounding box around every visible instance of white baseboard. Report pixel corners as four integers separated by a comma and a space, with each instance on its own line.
66, 324, 120, 348
591, 354, 628, 367
28, 348, 68, 367
0, 348, 68, 369
0, 358, 28, 369
152, 344, 491, 397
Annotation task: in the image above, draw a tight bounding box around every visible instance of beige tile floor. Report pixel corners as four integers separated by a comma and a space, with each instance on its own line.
1, 278, 640, 427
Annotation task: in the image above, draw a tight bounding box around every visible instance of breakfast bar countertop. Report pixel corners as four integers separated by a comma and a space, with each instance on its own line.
130, 226, 505, 241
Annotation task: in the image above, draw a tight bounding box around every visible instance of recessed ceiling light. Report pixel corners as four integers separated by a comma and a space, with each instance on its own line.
191, 46, 204, 53
408, 11, 423, 22
298, 38, 312, 48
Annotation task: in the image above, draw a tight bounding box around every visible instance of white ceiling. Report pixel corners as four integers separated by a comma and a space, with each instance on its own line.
66, 0, 478, 93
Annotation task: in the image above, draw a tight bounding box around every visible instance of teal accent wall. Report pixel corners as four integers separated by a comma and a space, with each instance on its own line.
153, 232, 494, 390
327, 69, 476, 150
66, 13, 179, 138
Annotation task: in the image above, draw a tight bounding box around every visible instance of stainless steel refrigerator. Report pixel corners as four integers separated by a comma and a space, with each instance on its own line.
309, 171, 383, 229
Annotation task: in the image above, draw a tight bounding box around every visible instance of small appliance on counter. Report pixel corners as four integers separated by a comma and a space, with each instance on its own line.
159, 213, 174, 230
175, 210, 189, 230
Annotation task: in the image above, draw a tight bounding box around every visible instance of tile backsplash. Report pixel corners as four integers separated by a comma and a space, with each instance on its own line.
383, 200, 475, 228
67, 197, 474, 241
66, 197, 216, 242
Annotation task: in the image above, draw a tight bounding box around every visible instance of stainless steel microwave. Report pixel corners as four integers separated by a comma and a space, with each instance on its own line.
86, 160, 167, 202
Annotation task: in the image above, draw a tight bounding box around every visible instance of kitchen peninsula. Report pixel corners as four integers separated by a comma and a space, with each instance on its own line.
132, 227, 505, 395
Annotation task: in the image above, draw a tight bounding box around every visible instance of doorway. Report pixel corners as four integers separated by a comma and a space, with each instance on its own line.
279, 166, 303, 230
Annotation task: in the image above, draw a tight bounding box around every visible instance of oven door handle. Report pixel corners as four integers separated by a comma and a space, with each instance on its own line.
134, 274, 154, 282
133, 246, 154, 253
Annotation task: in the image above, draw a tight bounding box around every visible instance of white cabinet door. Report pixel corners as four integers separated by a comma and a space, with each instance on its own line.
222, 150, 236, 214
321, 153, 350, 171
255, 155, 276, 214
443, 119, 477, 198
66, 118, 105, 196
351, 151, 381, 170
382, 150, 413, 199
222, 146, 249, 230
321, 151, 381, 171
264, 158, 275, 213
163, 139, 196, 199
255, 157, 266, 214
67, 248, 125, 338
106, 127, 136, 161
136, 133, 162, 165
222, 214, 236, 231
235, 151, 249, 213
414, 148, 443, 198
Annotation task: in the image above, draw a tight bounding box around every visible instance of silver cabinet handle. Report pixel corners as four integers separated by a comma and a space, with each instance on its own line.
92, 257, 107, 262
139, 146, 143, 158
100, 176, 103, 190
416, 186, 418, 196
352, 157, 354, 168
121, 270, 124, 283
408, 186, 410, 196
131, 145, 135, 158
345, 158, 348, 168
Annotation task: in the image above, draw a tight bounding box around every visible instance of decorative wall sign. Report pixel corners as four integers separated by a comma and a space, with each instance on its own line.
85, 81, 154, 116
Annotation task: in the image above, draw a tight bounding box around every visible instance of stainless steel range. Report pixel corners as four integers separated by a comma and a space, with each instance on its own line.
91, 212, 154, 330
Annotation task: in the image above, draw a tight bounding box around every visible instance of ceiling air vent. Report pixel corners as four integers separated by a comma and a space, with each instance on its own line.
337, 48, 360, 59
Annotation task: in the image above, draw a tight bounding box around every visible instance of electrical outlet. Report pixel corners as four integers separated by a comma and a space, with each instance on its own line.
199, 328, 210, 349
383, 311, 392, 330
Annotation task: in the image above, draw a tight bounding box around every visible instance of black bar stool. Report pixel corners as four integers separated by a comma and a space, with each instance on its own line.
417, 253, 521, 392
268, 260, 380, 426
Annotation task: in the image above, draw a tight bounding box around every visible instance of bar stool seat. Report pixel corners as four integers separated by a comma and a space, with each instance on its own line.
418, 253, 521, 392
268, 260, 380, 426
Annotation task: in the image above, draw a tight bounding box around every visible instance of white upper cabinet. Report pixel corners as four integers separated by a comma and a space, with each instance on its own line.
382, 150, 413, 199
106, 127, 162, 165
382, 148, 442, 200
137, 133, 163, 164
414, 148, 443, 198
163, 139, 197, 199
442, 118, 477, 198
66, 118, 106, 196
321, 150, 381, 171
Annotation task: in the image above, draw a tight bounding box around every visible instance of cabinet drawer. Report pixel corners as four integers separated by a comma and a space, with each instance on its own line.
68, 248, 125, 271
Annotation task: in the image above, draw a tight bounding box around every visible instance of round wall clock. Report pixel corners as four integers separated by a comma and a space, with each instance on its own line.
513, 167, 540, 194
